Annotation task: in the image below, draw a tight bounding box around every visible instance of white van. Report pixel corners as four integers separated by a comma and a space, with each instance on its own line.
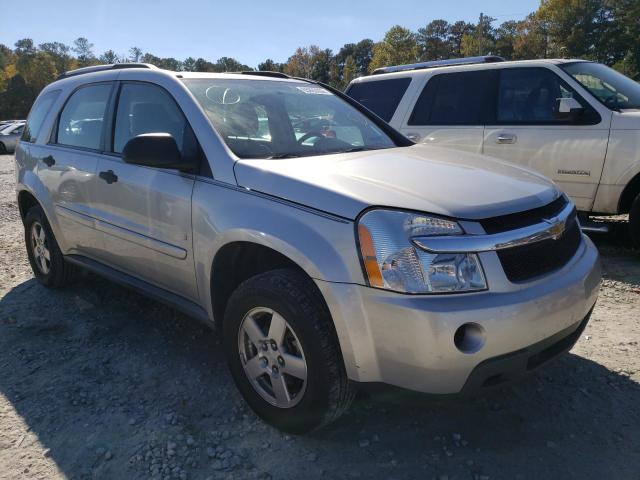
346, 56, 640, 246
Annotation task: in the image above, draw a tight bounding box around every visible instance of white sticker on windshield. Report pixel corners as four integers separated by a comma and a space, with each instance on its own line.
296, 86, 332, 95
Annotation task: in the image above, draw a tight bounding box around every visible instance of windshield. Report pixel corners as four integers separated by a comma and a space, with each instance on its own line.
561, 62, 640, 110
183, 78, 396, 159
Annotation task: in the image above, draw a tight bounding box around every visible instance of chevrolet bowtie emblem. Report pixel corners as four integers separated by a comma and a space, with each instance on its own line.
543, 216, 566, 240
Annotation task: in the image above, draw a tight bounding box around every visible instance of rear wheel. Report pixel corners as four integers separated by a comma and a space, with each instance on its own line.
0, 143, 6, 154
630, 193, 640, 249
223, 269, 355, 433
24, 205, 77, 287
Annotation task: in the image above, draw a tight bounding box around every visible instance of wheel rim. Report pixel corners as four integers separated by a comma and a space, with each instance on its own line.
237, 307, 308, 408
30, 221, 51, 275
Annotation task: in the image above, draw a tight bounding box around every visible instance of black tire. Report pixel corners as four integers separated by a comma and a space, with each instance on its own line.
24, 205, 77, 288
0, 143, 6, 155
631, 193, 640, 249
223, 268, 355, 434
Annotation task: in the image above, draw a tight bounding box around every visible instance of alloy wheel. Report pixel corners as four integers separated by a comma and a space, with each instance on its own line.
30, 221, 51, 275
237, 307, 308, 408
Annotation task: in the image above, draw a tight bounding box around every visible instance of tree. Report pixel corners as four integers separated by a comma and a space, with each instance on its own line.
494, 21, 519, 59
73, 37, 95, 67
129, 46, 143, 63
417, 19, 451, 60
14, 39, 36, 56
368, 26, 419, 72
0, 74, 35, 119
310, 48, 333, 83
99, 50, 122, 64
182, 57, 197, 71
140, 53, 182, 71
283, 47, 314, 77
460, 16, 496, 57
342, 55, 357, 86
512, 14, 548, 60
214, 57, 252, 72
39, 42, 73, 72
258, 59, 283, 72
448, 21, 475, 57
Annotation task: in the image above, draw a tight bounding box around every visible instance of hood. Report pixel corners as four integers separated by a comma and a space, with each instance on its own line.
234, 144, 560, 220
612, 110, 640, 130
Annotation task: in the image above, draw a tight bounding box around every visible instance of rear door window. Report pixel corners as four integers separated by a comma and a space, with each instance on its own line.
22, 90, 61, 143
408, 71, 495, 125
345, 78, 411, 122
55, 84, 112, 150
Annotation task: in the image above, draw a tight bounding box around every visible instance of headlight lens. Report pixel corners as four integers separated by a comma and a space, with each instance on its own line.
357, 209, 487, 293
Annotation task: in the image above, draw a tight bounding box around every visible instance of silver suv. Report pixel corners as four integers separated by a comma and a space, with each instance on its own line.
15, 63, 600, 433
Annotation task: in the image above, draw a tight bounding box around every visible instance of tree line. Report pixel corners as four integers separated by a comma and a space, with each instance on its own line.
1, 0, 639, 119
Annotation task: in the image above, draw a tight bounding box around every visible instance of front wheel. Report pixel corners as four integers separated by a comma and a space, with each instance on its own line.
630, 193, 640, 249
223, 269, 355, 433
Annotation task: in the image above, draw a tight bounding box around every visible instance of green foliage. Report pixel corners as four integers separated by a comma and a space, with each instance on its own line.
369, 26, 419, 72
2, 2, 640, 120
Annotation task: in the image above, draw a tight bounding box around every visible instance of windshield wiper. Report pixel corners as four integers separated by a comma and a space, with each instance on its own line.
266, 153, 303, 159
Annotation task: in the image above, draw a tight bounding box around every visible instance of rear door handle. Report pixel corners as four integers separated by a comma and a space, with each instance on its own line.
98, 170, 118, 184
496, 133, 517, 144
42, 155, 55, 167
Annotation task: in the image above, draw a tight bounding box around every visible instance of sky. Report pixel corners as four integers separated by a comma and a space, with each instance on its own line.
2, 0, 540, 67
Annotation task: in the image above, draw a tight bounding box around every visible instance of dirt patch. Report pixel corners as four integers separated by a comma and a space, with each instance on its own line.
0, 154, 638, 480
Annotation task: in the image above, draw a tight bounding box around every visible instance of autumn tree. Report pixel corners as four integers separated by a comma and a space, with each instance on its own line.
369, 26, 419, 72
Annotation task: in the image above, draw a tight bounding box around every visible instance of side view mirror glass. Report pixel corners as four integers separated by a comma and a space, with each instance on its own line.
122, 133, 195, 172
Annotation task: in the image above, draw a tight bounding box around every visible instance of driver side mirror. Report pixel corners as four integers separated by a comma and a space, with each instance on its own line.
122, 133, 196, 172
556, 97, 585, 123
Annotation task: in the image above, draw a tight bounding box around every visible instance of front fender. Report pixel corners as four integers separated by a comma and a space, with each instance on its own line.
191, 179, 365, 317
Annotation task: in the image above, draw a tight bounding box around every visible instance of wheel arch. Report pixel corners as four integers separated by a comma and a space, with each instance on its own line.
17, 189, 41, 220
618, 171, 640, 214
210, 241, 328, 332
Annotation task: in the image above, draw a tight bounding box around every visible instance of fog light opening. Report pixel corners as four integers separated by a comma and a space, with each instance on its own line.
454, 323, 486, 354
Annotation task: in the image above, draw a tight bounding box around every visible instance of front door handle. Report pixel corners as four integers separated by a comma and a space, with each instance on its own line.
496, 133, 517, 144
42, 155, 55, 167
98, 170, 118, 184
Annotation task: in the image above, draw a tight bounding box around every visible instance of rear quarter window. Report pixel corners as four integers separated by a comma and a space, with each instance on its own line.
22, 90, 61, 143
345, 78, 411, 122
408, 71, 495, 126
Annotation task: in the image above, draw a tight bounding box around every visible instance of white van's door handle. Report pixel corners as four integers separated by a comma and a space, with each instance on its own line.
496, 133, 517, 144
406, 133, 421, 142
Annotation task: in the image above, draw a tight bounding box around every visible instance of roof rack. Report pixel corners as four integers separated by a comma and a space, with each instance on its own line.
56, 63, 158, 80
371, 55, 505, 75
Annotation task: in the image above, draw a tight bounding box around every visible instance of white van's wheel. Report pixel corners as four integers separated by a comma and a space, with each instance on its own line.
630, 194, 640, 249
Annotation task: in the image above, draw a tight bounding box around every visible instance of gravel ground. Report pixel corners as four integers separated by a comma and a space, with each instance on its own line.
0, 153, 639, 480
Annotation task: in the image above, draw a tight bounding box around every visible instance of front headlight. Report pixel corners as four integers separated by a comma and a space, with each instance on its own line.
357, 209, 487, 294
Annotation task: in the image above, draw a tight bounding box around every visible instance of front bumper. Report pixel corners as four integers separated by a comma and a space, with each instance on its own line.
316, 234, 601, 395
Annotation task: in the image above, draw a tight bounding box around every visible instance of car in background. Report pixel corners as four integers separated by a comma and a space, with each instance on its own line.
0, 121, 26, 154
0, 119, 24, 127
346, 56, 640, 247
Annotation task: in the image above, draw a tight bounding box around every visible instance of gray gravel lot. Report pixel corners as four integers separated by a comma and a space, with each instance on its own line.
0, 153, 639, 480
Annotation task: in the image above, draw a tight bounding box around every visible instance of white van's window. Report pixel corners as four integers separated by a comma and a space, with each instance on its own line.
345, 78, 411, 122
561, 61, 640, 110
408, 71, 493, 125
